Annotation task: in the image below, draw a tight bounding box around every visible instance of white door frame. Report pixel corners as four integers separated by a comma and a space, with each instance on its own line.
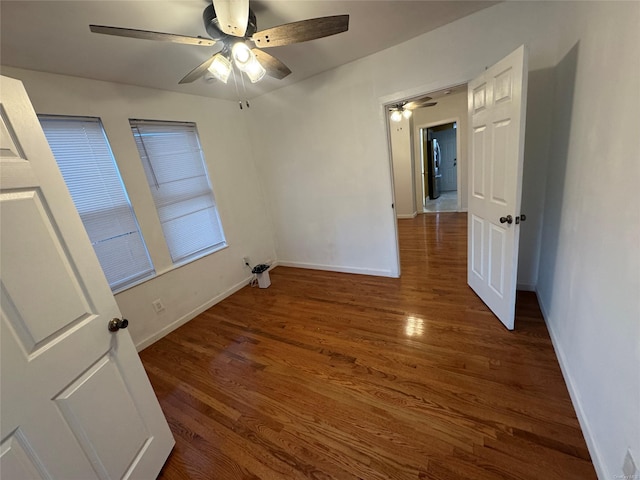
379, 77, 469, 275
382, 106, 402, 278
415, 117, 462, 212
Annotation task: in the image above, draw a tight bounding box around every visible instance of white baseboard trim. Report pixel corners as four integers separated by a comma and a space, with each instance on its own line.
397, 212, 418, 219
516, 283, 536, 291
277, 260, 394, 278
535, 290, 607, 480
135, 275, 253, 352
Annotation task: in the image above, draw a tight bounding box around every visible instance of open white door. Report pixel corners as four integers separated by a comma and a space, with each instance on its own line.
0, 76, 174, 478
467, 45, 528, 330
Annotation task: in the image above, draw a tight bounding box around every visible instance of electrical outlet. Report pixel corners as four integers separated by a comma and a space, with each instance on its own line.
243, 256, 251, 267
152, 299, 165, 313
623, 449, 637, 477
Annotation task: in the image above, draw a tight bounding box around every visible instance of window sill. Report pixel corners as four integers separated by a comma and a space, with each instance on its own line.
112, 271, 157, 295
166, 243, 228, 272
113, 243, 228, 296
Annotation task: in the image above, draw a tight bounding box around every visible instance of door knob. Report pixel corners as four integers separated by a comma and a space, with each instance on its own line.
499, 215, 513, 225
108, 318, 129, 332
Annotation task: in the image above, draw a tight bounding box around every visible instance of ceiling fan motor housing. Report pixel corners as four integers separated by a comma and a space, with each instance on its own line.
203, 4, 257, 41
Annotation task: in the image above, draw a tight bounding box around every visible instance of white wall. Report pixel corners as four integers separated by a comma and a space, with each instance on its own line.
535, 2, 640, 479
2, 66, 276, 349
411, 91, 468, 212
389, 116, 415, 218
517, 64, 556, 290
247, 67, 400, 277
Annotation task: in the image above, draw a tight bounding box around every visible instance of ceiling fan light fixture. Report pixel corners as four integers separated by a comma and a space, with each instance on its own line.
207, 53, 232, 83
390, 110, 403, 122
232, 41, 265, 83
402, 108, 412, 119
244, 58, 266, 83
232, 42, 252, 69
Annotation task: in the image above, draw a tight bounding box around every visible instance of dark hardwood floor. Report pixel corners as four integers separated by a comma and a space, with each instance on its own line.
141, 213, 596, 479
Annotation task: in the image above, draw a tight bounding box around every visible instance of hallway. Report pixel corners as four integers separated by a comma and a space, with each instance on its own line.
423, 191, 458, 213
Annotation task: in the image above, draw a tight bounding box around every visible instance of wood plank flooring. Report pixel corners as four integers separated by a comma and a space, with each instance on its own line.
140, 213, 596, 479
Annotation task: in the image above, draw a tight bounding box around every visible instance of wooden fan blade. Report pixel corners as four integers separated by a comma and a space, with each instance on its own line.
179, 56, 215, 84
252, 15, 349, 48
404, 98, 434, 110
89, 25, 216, 46
252, 49, 291, 80
405, 101, 437, 110
212, 0, 249, 37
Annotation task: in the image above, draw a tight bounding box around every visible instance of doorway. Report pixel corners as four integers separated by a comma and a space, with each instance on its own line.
384, 82, 467, 277
420, 122, 458, 213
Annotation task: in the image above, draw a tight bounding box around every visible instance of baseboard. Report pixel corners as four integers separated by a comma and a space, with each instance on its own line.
135, 275, 253, 352
397, 212, 418, 219
516, 283, 536, 291
277, 260, 394, 278
535, 290, 608, 480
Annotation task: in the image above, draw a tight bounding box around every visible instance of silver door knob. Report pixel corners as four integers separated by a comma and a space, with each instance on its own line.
108, 318, 129, 332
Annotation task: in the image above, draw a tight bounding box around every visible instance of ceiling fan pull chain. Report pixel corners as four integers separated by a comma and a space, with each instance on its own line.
231, 67, 243, 109
239, 69, 250, 108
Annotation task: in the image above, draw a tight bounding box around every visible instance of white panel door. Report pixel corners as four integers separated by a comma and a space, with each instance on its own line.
0, 76, 174, 479
467, 45, 528, 330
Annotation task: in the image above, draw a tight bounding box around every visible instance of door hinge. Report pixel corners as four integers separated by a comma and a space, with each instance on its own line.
392, 203, 394, 209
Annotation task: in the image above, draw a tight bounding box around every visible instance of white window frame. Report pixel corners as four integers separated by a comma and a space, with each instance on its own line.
129, 119, 227, 266
38, 115, 155, 293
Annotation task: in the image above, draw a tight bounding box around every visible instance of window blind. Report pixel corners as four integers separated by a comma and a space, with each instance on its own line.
130, 120, 226, 263
39, 116, 155, 292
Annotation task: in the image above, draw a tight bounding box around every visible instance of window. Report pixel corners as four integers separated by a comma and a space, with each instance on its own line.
39, 116, 155, 292
130, 120, 226, 263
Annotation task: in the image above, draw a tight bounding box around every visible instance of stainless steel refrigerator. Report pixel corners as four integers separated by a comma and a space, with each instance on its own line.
427, 138, 442, 200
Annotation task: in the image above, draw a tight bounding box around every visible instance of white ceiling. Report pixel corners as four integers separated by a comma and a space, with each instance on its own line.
1, 1, 496, 101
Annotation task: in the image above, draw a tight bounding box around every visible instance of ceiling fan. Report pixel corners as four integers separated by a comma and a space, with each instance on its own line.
389, 97, 437, 122
89, 0, 349, 87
